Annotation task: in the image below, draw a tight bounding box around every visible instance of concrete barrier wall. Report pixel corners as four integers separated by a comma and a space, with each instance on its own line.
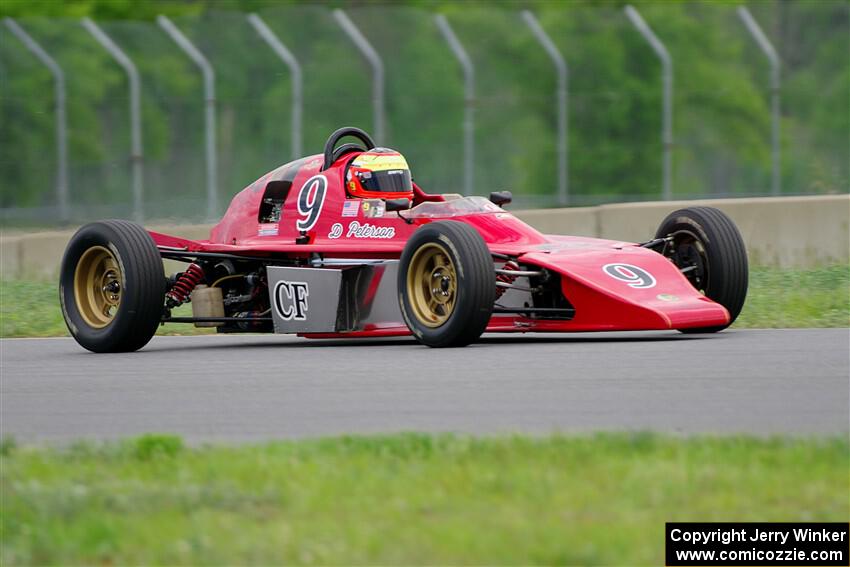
1, 223, 214, 281
1, 195, 847, 280
514, 194, 850, 268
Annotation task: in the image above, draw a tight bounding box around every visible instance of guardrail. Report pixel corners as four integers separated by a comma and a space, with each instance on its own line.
1, 195, 847, 280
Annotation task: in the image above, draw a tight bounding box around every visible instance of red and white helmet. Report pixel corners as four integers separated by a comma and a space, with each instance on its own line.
345, 148, 413, 200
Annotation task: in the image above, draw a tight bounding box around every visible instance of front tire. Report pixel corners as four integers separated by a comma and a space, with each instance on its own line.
60, 220, 165, 352
398, 221, 495, 347
655, 206, 748, 333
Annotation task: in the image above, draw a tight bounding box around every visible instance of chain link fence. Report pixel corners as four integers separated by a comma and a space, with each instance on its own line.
1, 2, 847, 227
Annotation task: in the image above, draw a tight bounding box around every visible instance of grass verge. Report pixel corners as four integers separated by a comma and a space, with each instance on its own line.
737, 265, 849, 328
1, 433, 847, 565
0, 281, 212, 337
1, 265, 847, 337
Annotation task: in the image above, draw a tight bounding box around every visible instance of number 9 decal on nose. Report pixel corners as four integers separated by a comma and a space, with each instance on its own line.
296, 174, 328, 231
603, 263, 656, 289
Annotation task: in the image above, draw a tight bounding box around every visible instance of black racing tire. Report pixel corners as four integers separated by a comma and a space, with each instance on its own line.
398, 221, 495, 347
60, 220, 165, 352
655, 206, 748, 333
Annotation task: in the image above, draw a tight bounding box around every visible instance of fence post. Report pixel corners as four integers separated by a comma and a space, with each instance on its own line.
247, 13, 303, 160
738, 6, 781, 196
332, 9, 384, 145
3, 18, 70, 223
434, 14, 474, 197
157, 15, 218, 220
624, 5, 672, 201
521, 10, 568, 206
81, 18, 144, 222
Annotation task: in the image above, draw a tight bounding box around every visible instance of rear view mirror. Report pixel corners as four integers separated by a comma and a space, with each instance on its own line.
489, 191, 512, 207
385, 198, 411, 212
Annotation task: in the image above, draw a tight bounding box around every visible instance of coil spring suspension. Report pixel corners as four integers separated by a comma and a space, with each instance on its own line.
166, 263, 204, 307
495, 260, 520, 298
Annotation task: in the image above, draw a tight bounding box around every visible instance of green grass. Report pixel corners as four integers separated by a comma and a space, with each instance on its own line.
0, 280, 212, 338
1, 433, 846, 565
736, 265, 849, 328
1, 265, 847, 337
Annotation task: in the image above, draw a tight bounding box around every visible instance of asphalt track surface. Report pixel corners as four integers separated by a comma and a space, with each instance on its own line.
1, 329, 847, 443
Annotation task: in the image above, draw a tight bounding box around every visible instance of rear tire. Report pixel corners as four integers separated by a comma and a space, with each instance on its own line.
60, 220, 165, 352
655, 206, 748, 333
398, 221, 495, 347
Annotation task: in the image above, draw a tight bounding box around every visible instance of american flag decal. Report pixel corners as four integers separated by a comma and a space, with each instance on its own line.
341, 200, 359, 217
258, 223, 279, 236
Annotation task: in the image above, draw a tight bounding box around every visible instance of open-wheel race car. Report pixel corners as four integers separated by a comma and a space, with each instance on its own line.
60, 127, 748, 352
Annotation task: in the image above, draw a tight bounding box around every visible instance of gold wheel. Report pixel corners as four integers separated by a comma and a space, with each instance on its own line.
73, 246, 122, 329
406, 243, 457, 328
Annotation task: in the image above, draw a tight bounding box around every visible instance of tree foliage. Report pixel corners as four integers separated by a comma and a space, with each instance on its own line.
0, 0, 846, 222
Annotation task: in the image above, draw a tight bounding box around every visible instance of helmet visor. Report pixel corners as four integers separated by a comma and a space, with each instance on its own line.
358, 169, 412, 194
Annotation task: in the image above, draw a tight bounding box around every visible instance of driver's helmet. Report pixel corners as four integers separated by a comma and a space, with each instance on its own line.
345, 148, 413, 201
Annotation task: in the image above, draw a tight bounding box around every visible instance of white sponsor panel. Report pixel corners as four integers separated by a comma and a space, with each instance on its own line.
266, 267, 342, 333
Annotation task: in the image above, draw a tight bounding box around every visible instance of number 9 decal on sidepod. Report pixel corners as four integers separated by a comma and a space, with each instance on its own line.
602, 263, 656, 289
296, 174, 327, 231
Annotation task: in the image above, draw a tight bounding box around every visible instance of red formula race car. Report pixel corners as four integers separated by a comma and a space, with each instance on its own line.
60, 127, 748, 352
